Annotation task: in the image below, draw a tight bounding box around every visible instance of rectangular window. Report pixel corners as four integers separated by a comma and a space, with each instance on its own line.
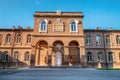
108, 52, 113, 62
86, 36, 91, 45
87, 53, 92, 62
2, 54, 8, 62
70, 24, 77, 32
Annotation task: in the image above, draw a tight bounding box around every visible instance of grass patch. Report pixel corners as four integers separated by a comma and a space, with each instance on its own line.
0, 67, 18, 70
97, 68, 120, 70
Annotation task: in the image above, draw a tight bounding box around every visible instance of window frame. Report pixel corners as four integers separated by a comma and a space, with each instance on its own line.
96, 34, 101, 44
106, 35, 111, 45
98, 52, 103, 62
24, 52, 29, 61
26, 35, 31, 43
13, 51, 19, 62
116, 35, 120, 44
39, 20, 48, 32
69, 20, 78, 32
6, 34, 11, 43
16, 35, 21, 43
108, 52, 113, 62
2, 51, 9, 62
86, 35, 91, 45
87, 52, 92, 62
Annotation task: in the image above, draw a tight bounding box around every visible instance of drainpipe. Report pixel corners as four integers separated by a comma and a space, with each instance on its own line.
10, 26, 16, 67
102, 30, 108, 68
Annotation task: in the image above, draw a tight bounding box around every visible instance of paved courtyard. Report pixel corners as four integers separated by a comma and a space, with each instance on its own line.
0, 68, 120, 80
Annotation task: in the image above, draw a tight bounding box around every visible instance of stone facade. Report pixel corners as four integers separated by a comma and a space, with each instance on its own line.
0, 11, 120, 68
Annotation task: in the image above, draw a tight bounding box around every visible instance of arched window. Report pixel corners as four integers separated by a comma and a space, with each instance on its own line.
116, 35, 120, 44
2, 51, 9, 62
6, 34, 11, 43
119, 53, 120, 60
96, 34, 101, 44
16, 35, 21, 43
40, 20, 47, 32
86, 35, 91, 45
106, 35, 110, 44
108, 52, 113, 62
87, 52, 92, 62
98, 52, 103, 62
70, 20, 78, 32
26, 35, 31, 43
13, 51, 19, 62
24, 51, 29, 61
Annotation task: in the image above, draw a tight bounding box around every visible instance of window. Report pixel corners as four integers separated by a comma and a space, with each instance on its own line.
87, 52, 92, 62
119, 53, 120, 60
86, 35, 91, 45
40, 20, 47, 32
13, 51, 19, 62
16, 35, 21, 43
98, 52, 103, 62
2, 51, 8, 62
108, 52, 113, 62
26, 35, 31, 43
6, 34, 11, 43
96, 34, 101, 44
24, 52, 29, 61
106, 35, 110, 44
70, 20, 78, 32
116, 35, 120, 44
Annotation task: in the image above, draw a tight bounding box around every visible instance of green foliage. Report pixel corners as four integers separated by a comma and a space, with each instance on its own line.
97, 68, 120, 70
0, 67, 18, 70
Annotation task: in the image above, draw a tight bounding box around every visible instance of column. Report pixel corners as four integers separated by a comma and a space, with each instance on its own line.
51, 53, 55, 66
48, 47, 52, 66
64, 46, 69, 65
35, 49, 39, 66
80, 46, 86, 67
30, 47, 36, 66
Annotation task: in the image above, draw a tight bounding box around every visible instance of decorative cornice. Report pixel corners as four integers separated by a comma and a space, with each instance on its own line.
34, 15, 84, 18
0, 47, 31, 49
32, 34, 84, 37
84, 29, 120, 32
0, 29, 33, 32
85, 47, 120, 50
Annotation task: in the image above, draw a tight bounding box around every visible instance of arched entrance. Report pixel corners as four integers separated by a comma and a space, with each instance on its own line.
69, 41, 80, 66
52, 41, 64, 66
36, 40, 48, 66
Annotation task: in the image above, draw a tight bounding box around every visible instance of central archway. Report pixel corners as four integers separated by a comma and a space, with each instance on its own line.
52, 41, 64, 66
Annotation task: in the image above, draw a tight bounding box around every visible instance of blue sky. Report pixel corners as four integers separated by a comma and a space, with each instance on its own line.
0, 0, 120, 29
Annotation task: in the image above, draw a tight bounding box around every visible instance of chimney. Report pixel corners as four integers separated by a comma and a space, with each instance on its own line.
109, 27, 112, 30
56, 10, 62, 15
96, 27, 101, 30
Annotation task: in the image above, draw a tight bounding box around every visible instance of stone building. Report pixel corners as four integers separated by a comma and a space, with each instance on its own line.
0, 10, 120, 68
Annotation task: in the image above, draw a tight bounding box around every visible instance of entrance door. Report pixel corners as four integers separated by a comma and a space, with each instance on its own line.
53, 41, 64, 66
55, 52, 62, 66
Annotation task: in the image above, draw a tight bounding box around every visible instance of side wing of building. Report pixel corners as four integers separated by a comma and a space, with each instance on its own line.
84, 29, 120, 68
